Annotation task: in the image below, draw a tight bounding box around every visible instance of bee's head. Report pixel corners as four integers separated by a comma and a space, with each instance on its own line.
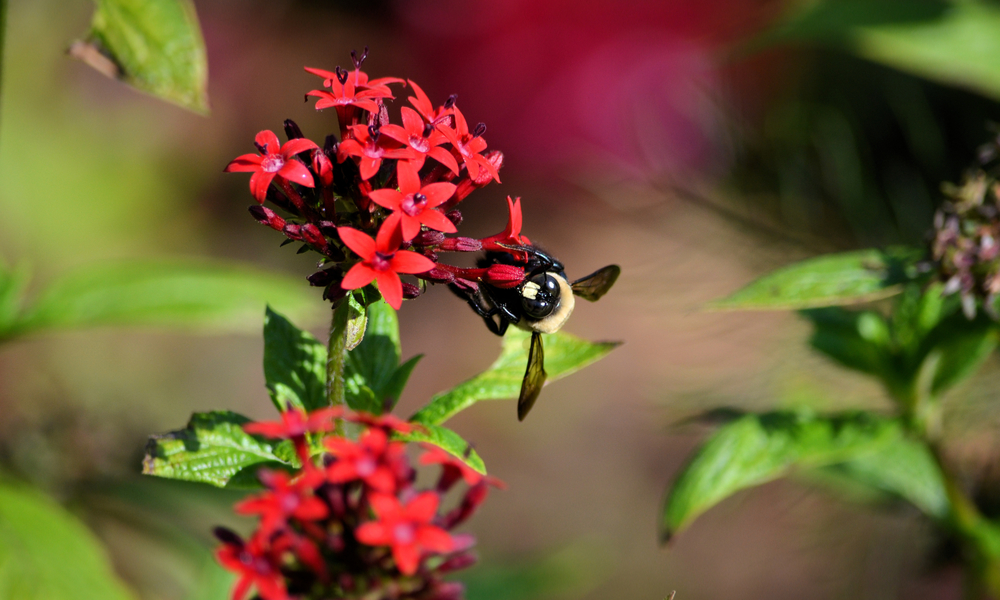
521, 271, 562, 319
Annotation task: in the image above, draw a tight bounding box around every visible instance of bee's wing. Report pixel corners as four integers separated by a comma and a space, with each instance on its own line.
517, 332, 547, 421
571, 265, 621, 302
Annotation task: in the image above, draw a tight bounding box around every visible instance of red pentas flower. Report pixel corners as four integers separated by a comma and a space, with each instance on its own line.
339, 222, 435, 309
304, 66, 398, 114
369, 161, 458, 241
215, 530, 288, 600
407, 79, 454, 125
380, 107, 459, 175
225, 130, 319, 203
356, 492, 455, 576
325, 428, 405, 492
235, 469, 328, 537
338, 124, 417, 181
440, 107, 500, 184
480, 196, 530, 253
243, 406, 342, 463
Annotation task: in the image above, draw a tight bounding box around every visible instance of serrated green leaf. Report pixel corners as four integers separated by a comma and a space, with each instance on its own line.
264, 307, 328, 412
411, 329, 620, 426
395, 423, 486, 474
0, 482, 136, 600
817, 435, 948, 519
344, 300, 421, 413
142, 411, 294, 488
11, 260, 318, 338
75, 0, 209, 113
661, 411, 915, 540
709, 247, 922, 311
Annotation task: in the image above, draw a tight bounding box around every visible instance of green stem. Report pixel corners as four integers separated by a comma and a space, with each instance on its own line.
325, 299, 350, 408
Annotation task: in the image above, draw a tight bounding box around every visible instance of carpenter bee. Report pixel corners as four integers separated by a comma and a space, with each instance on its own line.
449, 244, 620, 420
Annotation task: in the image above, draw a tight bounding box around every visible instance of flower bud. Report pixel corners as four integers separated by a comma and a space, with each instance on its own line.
283, 119, 304, 140
402, 282, 422, 299
413, 231, 446, 247
446, 210, 463, 227
483, 264, 524, 288
248, 205, 286, 231
312, 149, 334, 187
300, 223, 329, 251
438, 237, 481, 252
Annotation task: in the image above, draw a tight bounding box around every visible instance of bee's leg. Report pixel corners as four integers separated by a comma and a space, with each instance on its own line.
450, 283, 508, 336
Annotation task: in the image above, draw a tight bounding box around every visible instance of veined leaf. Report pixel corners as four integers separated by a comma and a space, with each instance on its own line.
264, 307, 328, 412
395, 423, 486, 475
0, 482, 136, 600
142, 411, 295, 489
661, 411, 928, 540
12, 260, 319, 337
72, 0, 209, 113
411, 329, 619, 426
708, 247, 922, 311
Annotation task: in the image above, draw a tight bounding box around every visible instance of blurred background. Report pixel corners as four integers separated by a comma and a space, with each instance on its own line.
4, 0, 1000, 598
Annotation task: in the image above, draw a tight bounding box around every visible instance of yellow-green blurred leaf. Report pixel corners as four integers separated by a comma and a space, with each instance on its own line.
0, 481, 136, 600
396, 423, 486, 474
73, 0, 208, 113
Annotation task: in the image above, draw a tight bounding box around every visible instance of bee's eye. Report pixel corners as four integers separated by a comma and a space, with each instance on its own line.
522, 273, 560, 318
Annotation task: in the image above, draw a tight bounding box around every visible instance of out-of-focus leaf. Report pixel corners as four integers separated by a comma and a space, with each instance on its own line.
0, 482, 136, 600
345, 293, 367, 351
801, 307, 891, 377
264, 307, 328, 413
924, 316, 998, 397
396, 423, 486, 474
344, 300, 422, 414
411, 329, 620, 426
12, 260, 319, 337
142, 411, 294, 489
661, 411, 911, 540
708, 247, 922, 311
752, 0, 1000, 101
463, 543, 610, 600
817, 435, 949, 519
0, 262, 28, 339
72, 0, 209, 113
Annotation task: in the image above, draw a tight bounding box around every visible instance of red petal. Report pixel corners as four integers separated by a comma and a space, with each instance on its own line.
405, 492, 440, 522
464, 155, 481, 180
359, 157, 381, 180
325, 436, 363, 458
378, 124, 409, 145
393, 543, 421, 576
365, 467, 396, 493
375, 218, 405, 254
418, 209, 458, 234
367, 189, 404, 210
326, 461, 361, 483
375, 271, 403, 310
427, 147, 459, 175
417, 525, 454, 552
243, 421, 291, 438
396, 161, 420, 194
294, 497, 329, 521
389, 250, 436, 274
255, 130, 280, 154
281, 138, 319, 157
361, 428, 388, 452
224, 154, 263, 172
304, 66, 337, 81
356, 522, 392, 546
421, 182, 457, 207
278, 160, 315, 187
507, 197, 522, 236
249, 171, 276, 203
407, 79, 434, 119
369, 493, 401, 517
337, 227, 376, 259
341, 263, 377, 290
231, 576, 253, 600
400, 107, 424, 134
400, 215, 422, 242
452, 107, 469, 136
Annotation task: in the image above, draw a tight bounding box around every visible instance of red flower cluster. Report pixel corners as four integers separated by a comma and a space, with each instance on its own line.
225, 49, 534, 310
214, 407, 500, 600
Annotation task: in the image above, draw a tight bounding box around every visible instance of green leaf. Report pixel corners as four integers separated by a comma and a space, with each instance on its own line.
801, 307, 891, 377
73, 0, 209, 113
751, 0, 1000, 101
709, 247, 922, 311
0, 482, 136, 600
817, 435, 948, 519
264, 307, 328, 412
661, 411, 916, 540
0, 262, 28, 339
12, 260, 319, 338
411, 329, 620, 426
142, 411, 294, 489
924, 316, 999, 397
344, 300, 422, 414
396, 423, 486, 475
345, 293, 368, 351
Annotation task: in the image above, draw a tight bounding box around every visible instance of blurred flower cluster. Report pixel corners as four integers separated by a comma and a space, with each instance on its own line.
931, 136, 1000, 318
225, 49, 539, 310
214, 407, 501, 600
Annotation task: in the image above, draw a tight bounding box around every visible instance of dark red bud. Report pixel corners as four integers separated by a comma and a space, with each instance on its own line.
438, 237, 482, 252
307, 268, 341, 287
484, 264, 524, 288
420, 268, 456, 284
284, 119, 304, 140
248, 205, 286, 231
437, 554, 477, 574
402, 282, 422, 299
413, 231, 446, 247
283, 223, 303, 240
446, 210, 463, 226
212, 527, 244, 547
323, 284, 348, 302
312, 150, 334, 187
